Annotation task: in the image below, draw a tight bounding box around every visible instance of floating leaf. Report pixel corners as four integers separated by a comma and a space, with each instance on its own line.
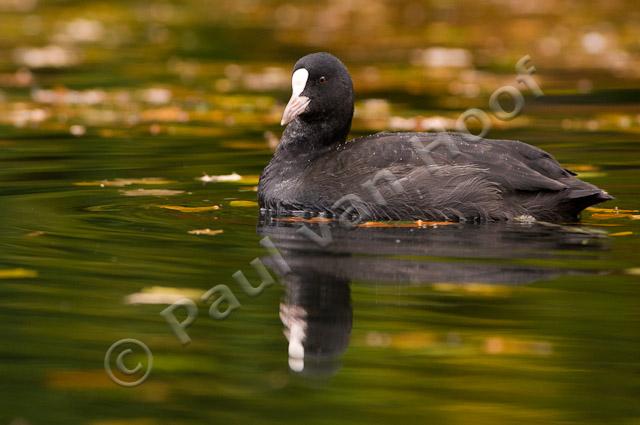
188, 228, 224, 236
74, 178, 175, 187
158, 205, 220, 213
626, 268, 640, 276
581, 223, 623, 227
432, 282, 511, 295
587, 207, 638, 213
0, 268, 38, 279
609, 231, 633, 237
125, 286, 203, 305
198, 172, 241, 183
576, 172, 607, 178
198, 173, 259, 184
121, 189, 184, 197
590, 213, 635, 219
26, 230, 45, 237
229, 200, 258, 207
358, 220, 454, 228
565, 164, 600, 172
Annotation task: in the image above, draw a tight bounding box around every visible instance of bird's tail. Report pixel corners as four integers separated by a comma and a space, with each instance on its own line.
560, 182, 614, 218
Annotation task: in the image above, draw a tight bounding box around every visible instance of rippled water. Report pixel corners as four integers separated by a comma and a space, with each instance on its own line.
1, 1, 640, 424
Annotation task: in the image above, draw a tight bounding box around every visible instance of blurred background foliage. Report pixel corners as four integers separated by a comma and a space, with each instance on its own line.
0, 0, 639, 134
0, 1, 639, 425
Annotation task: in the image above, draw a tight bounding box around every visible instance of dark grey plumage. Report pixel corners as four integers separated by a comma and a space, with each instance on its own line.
258, 53, 612, 222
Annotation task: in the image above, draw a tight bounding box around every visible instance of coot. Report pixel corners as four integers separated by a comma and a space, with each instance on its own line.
258, 52, 612, 222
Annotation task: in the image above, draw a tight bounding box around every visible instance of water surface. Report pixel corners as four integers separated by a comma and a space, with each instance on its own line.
1, 1, 639, 424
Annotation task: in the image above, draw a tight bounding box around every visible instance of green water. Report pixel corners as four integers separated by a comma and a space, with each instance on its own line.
1, 1, 639, 424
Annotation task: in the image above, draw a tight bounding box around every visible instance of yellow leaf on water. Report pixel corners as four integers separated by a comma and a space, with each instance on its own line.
229, 200, 258, 207
587, 207, 639, 213
0, 268, 38, 279
565, 164, 600, 172
121, 189, 184, 197
198, 172, 241, 183
590, 213, 634, 219
626, 268, 640, 276
157, 205, 220, 213
432, 282, 511, 296
198, 173, 259, 184
188, 228, 224, 236
358, 220, 455, 228
125, 286, 204, 304
609, 231, 633, 237
74, 178, 174, 187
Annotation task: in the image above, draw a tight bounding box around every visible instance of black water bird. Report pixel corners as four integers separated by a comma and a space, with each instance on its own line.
258, 52, 612, 222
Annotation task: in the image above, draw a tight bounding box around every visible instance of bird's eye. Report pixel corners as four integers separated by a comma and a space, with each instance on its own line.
319, 76, 327, 83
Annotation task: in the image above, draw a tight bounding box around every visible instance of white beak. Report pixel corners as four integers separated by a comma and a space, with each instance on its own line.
281, 95, 310, 126
281, 68, 310, 126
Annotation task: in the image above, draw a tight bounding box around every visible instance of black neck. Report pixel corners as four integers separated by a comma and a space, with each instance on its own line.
279, 115, 352, 156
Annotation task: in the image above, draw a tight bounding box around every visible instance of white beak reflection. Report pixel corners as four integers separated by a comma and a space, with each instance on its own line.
280, 302, 308, 372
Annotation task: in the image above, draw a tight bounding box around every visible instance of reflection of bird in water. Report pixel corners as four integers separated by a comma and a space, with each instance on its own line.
279, 272, 351, 376
260, 219, 608, 376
